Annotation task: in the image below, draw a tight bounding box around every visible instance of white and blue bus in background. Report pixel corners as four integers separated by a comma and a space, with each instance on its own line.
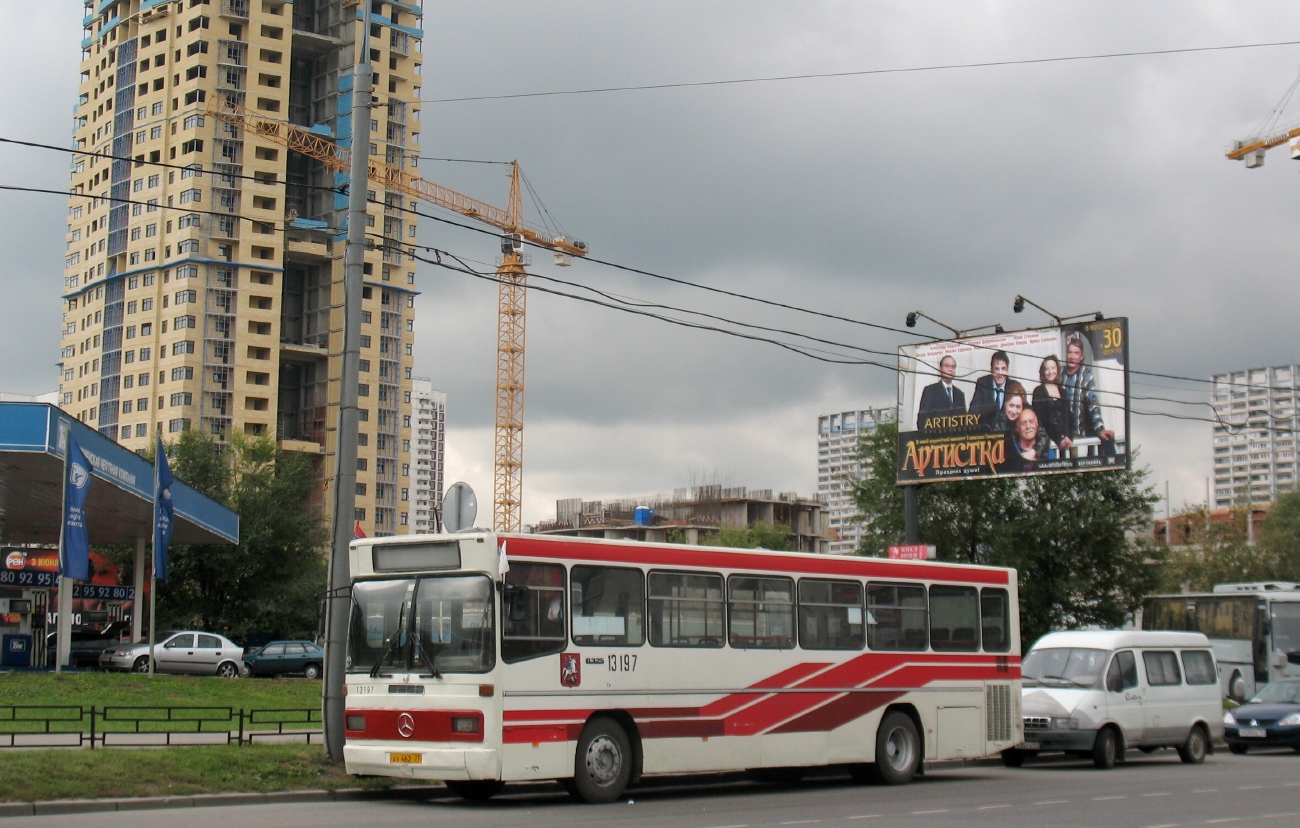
1141, 583, 1300, 701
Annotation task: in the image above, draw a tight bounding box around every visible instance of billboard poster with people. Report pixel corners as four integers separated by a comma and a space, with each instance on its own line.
896, 318, 1129, 484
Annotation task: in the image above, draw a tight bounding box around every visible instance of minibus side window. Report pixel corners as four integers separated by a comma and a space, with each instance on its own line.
1106, 650, 1138, 692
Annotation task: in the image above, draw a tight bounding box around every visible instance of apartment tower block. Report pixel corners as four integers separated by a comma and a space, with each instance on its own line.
409, 378, 445, 534
1211, 365, 1299, 508
62, 0, 424, 536
817, 407, 895, 555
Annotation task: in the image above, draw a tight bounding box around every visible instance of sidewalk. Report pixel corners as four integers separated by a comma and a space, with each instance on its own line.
0, 786, 439, 819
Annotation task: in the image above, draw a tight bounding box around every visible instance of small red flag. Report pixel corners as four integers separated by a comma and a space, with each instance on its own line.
353, 521, 367, 539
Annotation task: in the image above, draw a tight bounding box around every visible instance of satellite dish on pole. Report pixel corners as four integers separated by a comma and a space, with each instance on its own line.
441, 482, 478, 534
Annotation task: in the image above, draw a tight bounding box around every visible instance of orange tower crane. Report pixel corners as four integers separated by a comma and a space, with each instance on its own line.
206, 100, 587, 532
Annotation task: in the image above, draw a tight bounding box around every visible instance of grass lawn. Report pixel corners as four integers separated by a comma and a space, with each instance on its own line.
0, 672, 432, 803
0, 671, 322, 737
0, 671, 321, 710
0, 744, 413, 803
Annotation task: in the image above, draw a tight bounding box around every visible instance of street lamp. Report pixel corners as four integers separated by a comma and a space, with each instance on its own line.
1013, 295, 1105, 325
905, 311, 1004, 338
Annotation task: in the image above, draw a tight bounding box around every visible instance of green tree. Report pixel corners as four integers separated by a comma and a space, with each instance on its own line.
850, 422, 1160, 649
1259, 490, 1300, 581
155, 431, 328, 641
704, 522, 793, 551
1157, 504, 1262, 592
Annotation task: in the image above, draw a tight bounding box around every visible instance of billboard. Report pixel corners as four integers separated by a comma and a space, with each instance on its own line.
896, 318, 1129, 484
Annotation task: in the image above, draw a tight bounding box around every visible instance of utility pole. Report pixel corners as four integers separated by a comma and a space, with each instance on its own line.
323, 0, 372, 764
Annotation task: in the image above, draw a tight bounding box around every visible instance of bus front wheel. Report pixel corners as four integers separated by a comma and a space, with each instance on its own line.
572, 717, 632, 803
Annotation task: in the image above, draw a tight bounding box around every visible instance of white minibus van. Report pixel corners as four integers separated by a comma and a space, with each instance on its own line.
1005, 630, 1224, 769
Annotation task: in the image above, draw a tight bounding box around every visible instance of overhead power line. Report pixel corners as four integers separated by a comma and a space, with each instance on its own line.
424, 40, 1300, 104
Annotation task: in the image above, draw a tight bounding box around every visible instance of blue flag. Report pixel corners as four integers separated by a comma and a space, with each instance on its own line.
154, 435, 174, 583
60, 434, 92, 582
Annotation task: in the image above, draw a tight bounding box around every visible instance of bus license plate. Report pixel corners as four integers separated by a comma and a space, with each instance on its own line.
389, 752, 423, 764
1239, 728, 1267, 739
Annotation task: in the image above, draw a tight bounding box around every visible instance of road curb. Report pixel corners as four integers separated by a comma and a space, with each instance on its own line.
2, 786, 439, 819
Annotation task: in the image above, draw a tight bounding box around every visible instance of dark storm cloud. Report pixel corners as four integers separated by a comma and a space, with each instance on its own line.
5, 2, 1300, 521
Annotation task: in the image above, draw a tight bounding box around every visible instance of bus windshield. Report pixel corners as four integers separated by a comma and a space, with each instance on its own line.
1022, 647, 1108, 688
348, 575, 496, 675
1271, 603, 1300, 655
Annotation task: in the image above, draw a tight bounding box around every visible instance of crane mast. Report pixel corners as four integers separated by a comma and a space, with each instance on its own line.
205, 101, 585, 531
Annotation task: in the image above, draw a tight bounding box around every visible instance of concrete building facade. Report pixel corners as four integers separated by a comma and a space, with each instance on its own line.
409, 377, 444, 534
62, 0, 424, 536
536, 486, 829, 553
817, 407, 895, 555
1212, 365, 1299, 509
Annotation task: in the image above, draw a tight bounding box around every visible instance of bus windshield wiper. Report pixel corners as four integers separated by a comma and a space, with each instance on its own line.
369, 604, 406, 678
415, 634, 442, 680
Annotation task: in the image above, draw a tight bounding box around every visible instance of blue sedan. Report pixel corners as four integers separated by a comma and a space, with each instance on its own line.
240, 640, 324, 679
1224, 679, 1300, 753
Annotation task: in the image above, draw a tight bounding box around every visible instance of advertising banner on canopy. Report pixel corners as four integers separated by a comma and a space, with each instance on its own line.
896, 318, 1129, 485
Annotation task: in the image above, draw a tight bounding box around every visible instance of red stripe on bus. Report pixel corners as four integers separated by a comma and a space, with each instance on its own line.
500, 536, 1010, 585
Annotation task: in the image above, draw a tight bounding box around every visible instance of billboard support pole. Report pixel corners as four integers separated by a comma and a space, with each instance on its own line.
904, 485, 919, 544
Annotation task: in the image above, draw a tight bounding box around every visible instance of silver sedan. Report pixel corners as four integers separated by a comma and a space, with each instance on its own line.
99, 630, 244, 677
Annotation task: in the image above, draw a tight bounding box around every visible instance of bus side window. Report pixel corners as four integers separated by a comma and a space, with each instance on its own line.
866, 582, 927, 651
797, 579, 864, 651
571, 565, 646, 646
980, 588, 1011, 653
648, 570, 725, 648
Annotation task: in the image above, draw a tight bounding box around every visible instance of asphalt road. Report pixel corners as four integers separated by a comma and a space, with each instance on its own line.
13, 749, 1300, 827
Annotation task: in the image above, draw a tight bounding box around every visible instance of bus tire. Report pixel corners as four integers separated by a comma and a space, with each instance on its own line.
867, 711, 921, 785
1178, 724, 1208, 765
1228, 672, 1247, 703
444, 780, 503, 801
1092, 726, 1119, 769
572, 717, 632, 803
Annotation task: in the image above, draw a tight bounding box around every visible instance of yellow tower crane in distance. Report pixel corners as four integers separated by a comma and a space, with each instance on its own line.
1225, 72, 1300, 168
205, 100, 588, 532
1225, 124, 1300, 168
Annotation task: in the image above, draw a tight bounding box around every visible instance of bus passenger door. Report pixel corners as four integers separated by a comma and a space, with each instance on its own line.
1103, 650, 1144, 746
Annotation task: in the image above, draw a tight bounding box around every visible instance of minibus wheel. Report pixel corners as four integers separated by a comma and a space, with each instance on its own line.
1177, 725, 1208, 764
1092, 727, 1119, 769
573, 717, 632, 803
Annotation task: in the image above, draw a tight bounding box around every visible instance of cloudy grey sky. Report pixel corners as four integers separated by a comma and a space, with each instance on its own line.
4, 2, 1300, 527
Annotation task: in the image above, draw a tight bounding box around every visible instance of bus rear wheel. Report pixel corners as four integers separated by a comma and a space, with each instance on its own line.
867, 711, 921, 785
444, 780, 503, 801
572, 717, 632, 803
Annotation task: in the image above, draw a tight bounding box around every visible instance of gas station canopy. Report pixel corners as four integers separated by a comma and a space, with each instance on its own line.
0, 403, 238, 547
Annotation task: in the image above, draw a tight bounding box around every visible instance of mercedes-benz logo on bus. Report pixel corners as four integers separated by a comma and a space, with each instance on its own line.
397, 712, 415, 739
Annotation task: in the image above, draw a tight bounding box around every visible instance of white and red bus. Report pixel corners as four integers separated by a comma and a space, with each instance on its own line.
342, 533, 1022, 802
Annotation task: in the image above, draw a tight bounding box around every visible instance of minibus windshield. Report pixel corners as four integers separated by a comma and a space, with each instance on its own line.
1022, 647, 1107, 688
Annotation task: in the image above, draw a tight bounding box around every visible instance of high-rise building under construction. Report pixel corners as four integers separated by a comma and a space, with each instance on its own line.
61, 0, 423, 537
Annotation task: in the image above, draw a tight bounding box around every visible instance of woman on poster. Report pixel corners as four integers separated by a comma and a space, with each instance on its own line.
1031, 354, 1072, 457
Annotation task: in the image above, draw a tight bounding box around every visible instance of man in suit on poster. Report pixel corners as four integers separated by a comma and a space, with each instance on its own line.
917, 355, 966, 427
969, 350, 1012, 423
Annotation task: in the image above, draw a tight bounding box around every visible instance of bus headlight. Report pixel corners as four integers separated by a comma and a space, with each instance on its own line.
1051, 718, 1079, 730
451, 716, 480, 734
346, 715, 367, 731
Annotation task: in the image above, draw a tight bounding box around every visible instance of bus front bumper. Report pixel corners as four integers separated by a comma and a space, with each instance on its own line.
344, 744, 499, 780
